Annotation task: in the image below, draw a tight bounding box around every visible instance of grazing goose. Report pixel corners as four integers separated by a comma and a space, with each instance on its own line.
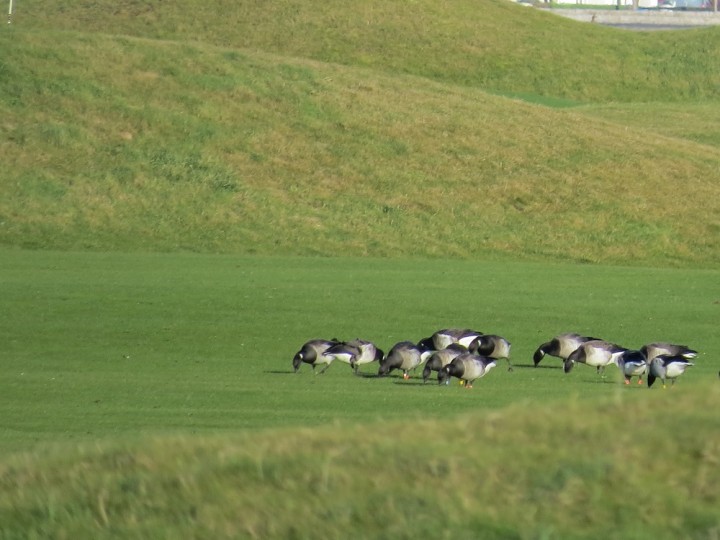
614, 349, 648, 385
292, 338, 340, 374
322, 339, 384, 375
640, 343, 698, 362
533, 333, 598, 367
437, 353, 497, 389
379, 341, 430, 379
468, 334, 513, 372
418, 328, 483, 351
564, 340, 627, 376
648, 355, 694, 389
422, 343, 467, 383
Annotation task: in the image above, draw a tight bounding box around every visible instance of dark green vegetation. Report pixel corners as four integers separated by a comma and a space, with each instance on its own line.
2, 0, 720, 264
2, 0, 720, 537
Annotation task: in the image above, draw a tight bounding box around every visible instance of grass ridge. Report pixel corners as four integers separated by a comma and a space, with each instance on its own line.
2, 384, 718, 538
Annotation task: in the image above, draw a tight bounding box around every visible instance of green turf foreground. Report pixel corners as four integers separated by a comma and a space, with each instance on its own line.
1, 386, 719, 539
1, 249, 718, 537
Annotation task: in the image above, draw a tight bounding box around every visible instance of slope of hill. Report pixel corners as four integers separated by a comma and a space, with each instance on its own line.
0, 28, 720, 264
12, 0, 720, 103
1, 1, 719, 266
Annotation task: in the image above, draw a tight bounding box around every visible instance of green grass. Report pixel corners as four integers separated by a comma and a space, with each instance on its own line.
12, 0, 720, 103
1, 1, 720, 268
2, 248, 718, 453
1, 28, 719, 265
1, 387, 718, 539
1, 248, 719, 537
2, 0, 720, 535
578, 102, 720, 146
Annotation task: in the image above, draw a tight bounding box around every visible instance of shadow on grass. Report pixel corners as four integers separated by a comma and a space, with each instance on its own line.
265, 369, 351, 376
585, 378, 623, 385
514, 363, 563, 370
391, 380, 429, 386
352, 372, 381, 379
265, 368, 378, 377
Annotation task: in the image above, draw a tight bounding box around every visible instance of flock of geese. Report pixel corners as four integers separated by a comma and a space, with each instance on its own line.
292, 329, 699, 389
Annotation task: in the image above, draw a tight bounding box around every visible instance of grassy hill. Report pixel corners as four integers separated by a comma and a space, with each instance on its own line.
2, 14, 719, 265
12, 0, 720, 103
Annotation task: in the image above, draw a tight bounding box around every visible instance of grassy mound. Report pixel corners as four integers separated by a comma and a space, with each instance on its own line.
13, 0, 720, 103
2, 384, 718, 538
1, 28, 719, 265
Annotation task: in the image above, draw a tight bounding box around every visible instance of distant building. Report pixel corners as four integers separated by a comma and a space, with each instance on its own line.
550, 0, 712, 7
550, 0, 644, 5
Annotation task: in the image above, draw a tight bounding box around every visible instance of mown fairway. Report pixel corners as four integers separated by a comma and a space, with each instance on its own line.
2, 0, 720, 537
1, 249, 719, 538
3, 248, 718, 452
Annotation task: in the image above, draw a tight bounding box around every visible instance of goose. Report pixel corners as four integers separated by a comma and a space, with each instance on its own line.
437, 353, 497, 388
378, 341, 430, 379
564, 340, 627, 376
418, 328, 483, 351
292, 338, 340, 374
614, 349, 648, 385
533, 333, 598, 367
322, 339, 384, 375
422, 343, 467, 383
640, 343, 698, 362
468, 334, 513, 372
648, 355, 694, 388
